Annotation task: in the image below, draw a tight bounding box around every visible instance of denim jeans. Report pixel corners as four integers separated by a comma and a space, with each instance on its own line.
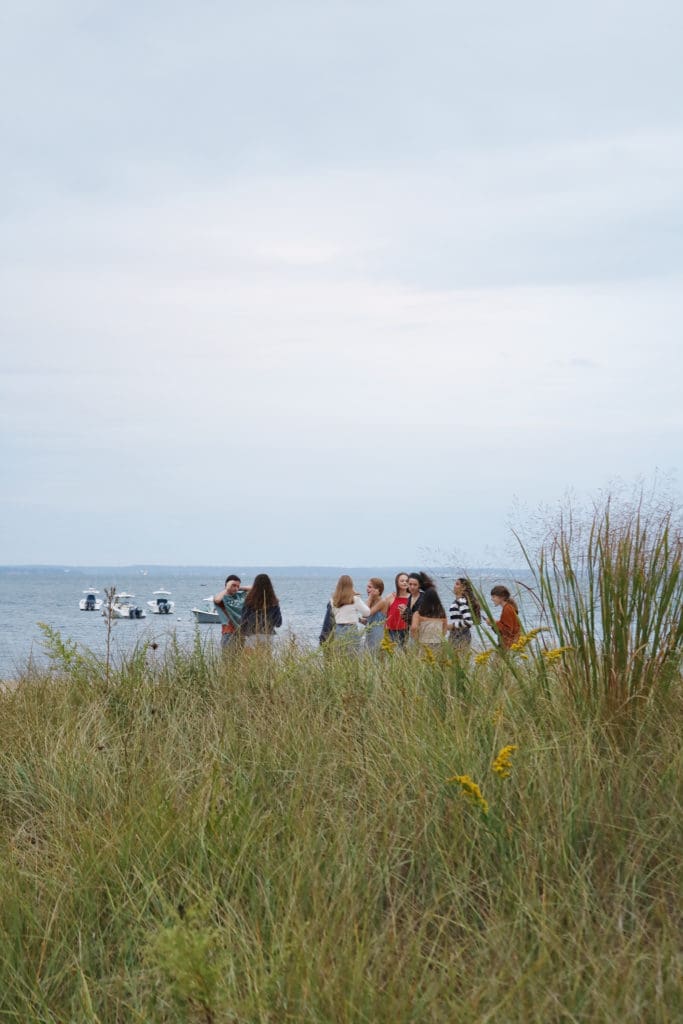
387, 629, 407, 647
333, 623, 361, 654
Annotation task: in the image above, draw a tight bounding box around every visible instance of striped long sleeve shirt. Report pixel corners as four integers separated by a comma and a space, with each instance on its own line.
448, 596, 474, 632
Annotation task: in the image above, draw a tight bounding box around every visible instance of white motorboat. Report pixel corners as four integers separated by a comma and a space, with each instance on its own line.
147, 589, 175, 615
191, 597, 220, 624
102, 593, 147, 619
79, 589, 103, 612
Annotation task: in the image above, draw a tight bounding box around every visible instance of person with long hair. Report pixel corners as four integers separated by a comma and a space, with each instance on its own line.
325, 574, 371, 653
448, 577, 481, 650
489, 585, 521, 649
239, 573, 282, 649
385, 572, 410, 646
410, 586, 448, 650
402, 571, 435, 631
363, 577, 390, 652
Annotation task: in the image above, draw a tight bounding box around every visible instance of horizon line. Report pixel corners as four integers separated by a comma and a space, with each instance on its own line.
0, 562, 524, 572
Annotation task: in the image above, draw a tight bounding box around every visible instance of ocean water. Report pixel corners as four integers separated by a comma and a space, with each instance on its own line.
0, 565, 535, 681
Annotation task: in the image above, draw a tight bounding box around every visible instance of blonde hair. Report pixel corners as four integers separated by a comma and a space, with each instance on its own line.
332, 574, 355, 608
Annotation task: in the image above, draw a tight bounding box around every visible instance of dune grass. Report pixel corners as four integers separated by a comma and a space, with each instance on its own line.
514, 491, 683, 711
0, 633, 681, 1023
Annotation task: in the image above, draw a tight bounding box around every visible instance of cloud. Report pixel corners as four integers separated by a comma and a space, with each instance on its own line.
565, 358, 600, 369
1, 1, 682, 563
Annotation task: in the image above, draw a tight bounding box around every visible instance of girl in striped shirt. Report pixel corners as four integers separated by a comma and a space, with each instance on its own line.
448, 577, 481, 649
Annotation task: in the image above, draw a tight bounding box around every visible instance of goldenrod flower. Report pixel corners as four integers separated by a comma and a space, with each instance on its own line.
422, 647, 436, 664
447, 774, 489, 814
509, 627, 549, 653
380, 635, 396, 654
474, 649, 494, 665
509, 636, 530, 652
492, 744, 518, 779
541, 645, 573, 662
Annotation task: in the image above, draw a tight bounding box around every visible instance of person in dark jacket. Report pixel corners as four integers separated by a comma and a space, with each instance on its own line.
402, 571, 436, 630
319, 601, 335, 645
239, 574, 282, 649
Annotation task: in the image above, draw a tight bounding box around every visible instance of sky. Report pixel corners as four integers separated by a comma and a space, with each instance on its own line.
1, 0, 682, 568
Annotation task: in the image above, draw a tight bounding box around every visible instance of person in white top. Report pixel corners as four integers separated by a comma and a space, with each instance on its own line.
329, 574, 371, 653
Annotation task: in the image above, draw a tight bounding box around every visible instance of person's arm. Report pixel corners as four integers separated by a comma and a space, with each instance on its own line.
410, 610, 421, 638
362, 596, 387, 624
214, 582, 252, 605
354, 595, 371, 617
271, 604, 283, 629
367, 595, 390, 617
440, 617, 448, 636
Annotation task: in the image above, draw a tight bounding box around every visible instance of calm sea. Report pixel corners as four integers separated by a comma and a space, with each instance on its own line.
0, 565, 534, 681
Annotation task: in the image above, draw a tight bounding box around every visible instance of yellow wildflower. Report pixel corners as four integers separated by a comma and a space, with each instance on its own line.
474, 649, 494, 665
422, 647, 436, 665
447, 774, 489, 814
509, 635, 530, 652
509, 627, 550, 653
492, 744, 518, 779
380, 635, 396, 654
541, 645, 573, 662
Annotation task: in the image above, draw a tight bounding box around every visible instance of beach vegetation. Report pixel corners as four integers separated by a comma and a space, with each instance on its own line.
1, 491, 681, 1020
0, 634, 680, 1022
514, 486, 683, 713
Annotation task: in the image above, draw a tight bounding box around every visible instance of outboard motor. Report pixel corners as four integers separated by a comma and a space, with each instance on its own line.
158, 599, 169, 614
85, 594, 95, 611
134, 606, 143, 619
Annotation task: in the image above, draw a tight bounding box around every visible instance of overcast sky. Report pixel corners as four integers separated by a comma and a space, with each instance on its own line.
1, 0, 681, 567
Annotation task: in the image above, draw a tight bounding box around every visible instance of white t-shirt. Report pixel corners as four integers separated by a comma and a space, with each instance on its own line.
332, 594, 371, 625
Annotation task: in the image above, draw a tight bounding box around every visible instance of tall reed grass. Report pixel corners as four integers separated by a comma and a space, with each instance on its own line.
514, 490, 683, 712
0, 629, 681, 1022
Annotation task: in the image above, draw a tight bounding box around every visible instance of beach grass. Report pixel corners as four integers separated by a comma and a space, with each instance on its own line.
0, 635, 681, 1023
1, 493, 682, 1022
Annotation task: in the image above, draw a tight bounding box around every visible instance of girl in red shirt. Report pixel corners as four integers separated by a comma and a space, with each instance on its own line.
385, 572, 410, 646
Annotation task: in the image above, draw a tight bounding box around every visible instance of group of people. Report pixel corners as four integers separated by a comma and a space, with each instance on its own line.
213, 570, 522, 654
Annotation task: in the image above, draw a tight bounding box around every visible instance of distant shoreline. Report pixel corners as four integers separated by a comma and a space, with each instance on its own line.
0, 564, 525, 575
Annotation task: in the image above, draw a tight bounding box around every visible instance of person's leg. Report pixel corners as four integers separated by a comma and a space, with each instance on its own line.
388, 629, 407, 647
335, 623, 361, 655
221, 630, 239, 653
